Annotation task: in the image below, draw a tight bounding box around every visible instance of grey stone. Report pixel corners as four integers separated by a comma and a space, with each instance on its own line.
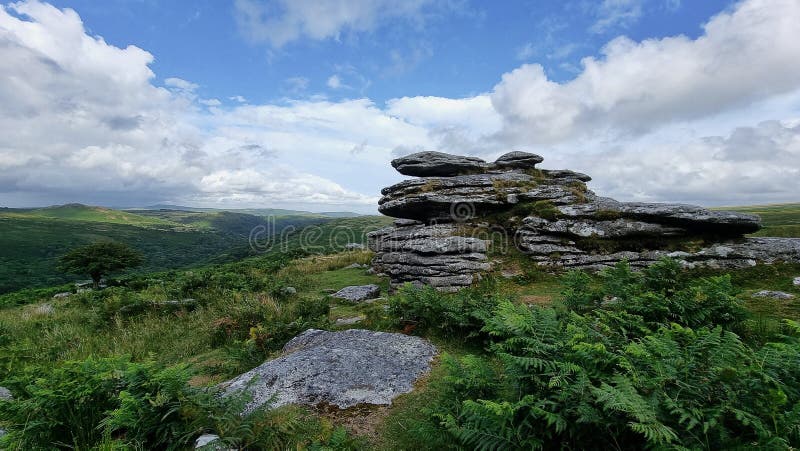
344, 263, 366, 269
793, 276, 800, 287
280, 286, 297, 295
0, 386, 12, 401
392, 151, 487, 176
52, 292, 71, 299
492, 151, 543, 170
753, 290, 795, 300
331, 284, 381, 302
344, 243, 366, 251
369, 223, 491, 291
378, 171, 584, 221
557, 197, 761, 235
195, 434, 229, 450
221, 329, 437, 412
334, 316, 364, 326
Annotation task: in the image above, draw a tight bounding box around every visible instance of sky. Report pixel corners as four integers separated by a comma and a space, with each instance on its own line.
0, 0, 798, 213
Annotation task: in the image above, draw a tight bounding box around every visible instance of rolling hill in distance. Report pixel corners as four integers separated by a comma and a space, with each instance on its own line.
0, 203, 377, 294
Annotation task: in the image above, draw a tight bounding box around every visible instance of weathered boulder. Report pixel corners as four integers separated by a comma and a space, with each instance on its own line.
392, 151, 487, 176
556, 197, 761, 235
195, 434, 229, 450
344, 242, 366, 251
492, 151, 543, 170
331, 285, 381, 302
0, 386, 12, 401
378, 171, 584, 221
370, 150, 797, 290
52, 292, 71, 299
753, 290, 795, 300
794, 276, 800, 287
220, 329, 437, 412
368, 222, 491, 291
334, 316, 364, 326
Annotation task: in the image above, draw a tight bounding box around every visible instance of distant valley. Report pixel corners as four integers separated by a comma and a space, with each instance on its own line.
0, 204, 366, 294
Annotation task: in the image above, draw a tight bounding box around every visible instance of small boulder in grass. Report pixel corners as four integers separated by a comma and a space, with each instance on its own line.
331, 284, 381, 303
753, 290, 795, 300
794, 276, 800, 287
0, 386, 12, 401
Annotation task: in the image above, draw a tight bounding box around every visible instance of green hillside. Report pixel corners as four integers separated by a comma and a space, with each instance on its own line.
0, 202, 387, 294
0, 204, 178, 228
719, 203, 800, 237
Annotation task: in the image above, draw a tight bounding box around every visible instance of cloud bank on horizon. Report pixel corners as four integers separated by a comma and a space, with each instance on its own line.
0, 0, 798, 212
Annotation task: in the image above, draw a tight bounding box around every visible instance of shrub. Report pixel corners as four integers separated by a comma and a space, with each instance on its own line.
0, 356, 354, 450
398, 258, 799, 450
389, 283, 502, 339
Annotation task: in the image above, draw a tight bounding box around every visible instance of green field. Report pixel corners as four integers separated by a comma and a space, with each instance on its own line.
0, 204, 380, 294
720, 202, 800, 237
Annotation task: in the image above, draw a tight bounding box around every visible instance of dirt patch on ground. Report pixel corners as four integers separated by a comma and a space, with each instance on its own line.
313, 402, 392, 443
519, 294, 552, 306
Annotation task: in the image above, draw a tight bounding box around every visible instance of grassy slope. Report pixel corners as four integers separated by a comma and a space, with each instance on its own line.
718, 202, 800, 237
0, 213, 391, 296
1, 204, 177, 228
0, 207, 798, 448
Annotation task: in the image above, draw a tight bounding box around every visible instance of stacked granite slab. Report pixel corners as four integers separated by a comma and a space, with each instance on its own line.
369, 151, 800, 291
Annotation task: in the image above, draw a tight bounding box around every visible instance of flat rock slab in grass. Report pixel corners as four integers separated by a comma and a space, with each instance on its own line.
220, 329, 437, 412
753, 290, 795, 300
331, 284, 381, 302
334, 316, 364, 326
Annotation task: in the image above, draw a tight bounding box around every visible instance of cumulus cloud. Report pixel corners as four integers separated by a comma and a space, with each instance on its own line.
490, 0, 800, 146
580, 120, 800, 205
1, 0, 798, 211
234, 0, 433, 48
0, 0, 382, 210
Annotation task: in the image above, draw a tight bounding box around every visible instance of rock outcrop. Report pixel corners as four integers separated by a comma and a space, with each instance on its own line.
369, 151, 800, 291
331, 284, 381, 303
220, 329, 437, 413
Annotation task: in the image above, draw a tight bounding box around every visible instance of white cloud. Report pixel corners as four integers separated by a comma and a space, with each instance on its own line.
516, 42, 535, 60
491, 0, 800, 145
200, 98, 222, 106
284, 76, 309, 94
590, 0, 644, 34
1, 0, 799, 212
164, 77, 198, 91
0, 1, 384, 210
234, 0, 433, 48
326, 74, 344, 89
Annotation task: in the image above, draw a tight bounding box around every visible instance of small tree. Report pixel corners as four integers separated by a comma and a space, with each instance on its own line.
58, 242, 144, 288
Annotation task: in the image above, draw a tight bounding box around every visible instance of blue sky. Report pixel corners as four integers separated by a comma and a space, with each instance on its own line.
1, 0, 798, 212
51, 0, 733, 104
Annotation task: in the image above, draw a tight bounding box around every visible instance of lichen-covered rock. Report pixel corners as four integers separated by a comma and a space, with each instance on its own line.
557, 196, 761, 235
492, 151, 543, 170
793, 276, 800, 286
0, 386, 12, 401
392, 151, 487, 176
753, 290, 796, 300
220, 329, 437, 412
378, 171, 585, 221
331, 285, 381, 302
368, 223, 491, 291
370, 150, 794, 290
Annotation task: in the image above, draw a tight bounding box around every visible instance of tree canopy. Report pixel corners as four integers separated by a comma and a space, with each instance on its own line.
58, 241, 144, 288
